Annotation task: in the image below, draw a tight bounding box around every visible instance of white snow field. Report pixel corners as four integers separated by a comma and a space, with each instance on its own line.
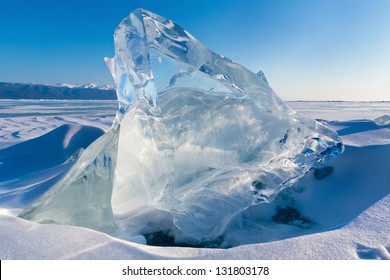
0, 100, 389, 259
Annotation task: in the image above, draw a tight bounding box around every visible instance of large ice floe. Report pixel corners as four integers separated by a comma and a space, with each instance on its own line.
19, 8, 343, 246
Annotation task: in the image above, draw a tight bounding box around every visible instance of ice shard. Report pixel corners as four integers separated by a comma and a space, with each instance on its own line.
20, 130, 118, 232
20, 8, 343, 245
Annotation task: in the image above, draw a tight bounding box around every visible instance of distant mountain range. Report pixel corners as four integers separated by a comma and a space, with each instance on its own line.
0, 82, 117, 100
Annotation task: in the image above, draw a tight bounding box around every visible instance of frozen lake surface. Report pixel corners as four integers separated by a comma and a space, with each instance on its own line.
0, 100, 389, 259
1, 100, 388, 148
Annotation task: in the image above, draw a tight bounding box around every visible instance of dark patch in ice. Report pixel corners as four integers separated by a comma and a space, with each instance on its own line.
272, 206, 312, 228
144, 231, 176, 247
144, 231, 225, 248
279, 132, 289, 144
314, 166, 334, 180
256, 70, 269, 85
302, 148, 314, 155
252, 180, 265, 190
292, 185, 305, 193
320, 142, 343, 157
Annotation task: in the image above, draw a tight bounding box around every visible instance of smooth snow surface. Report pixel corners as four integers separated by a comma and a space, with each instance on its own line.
0, 100, 389, 259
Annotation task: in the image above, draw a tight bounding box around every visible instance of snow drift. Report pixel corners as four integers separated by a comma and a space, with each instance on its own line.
0, 124, 104, 208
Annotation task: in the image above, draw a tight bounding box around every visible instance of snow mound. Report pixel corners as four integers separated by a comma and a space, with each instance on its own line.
0, 124, 104, 180
0, 124, 104, 208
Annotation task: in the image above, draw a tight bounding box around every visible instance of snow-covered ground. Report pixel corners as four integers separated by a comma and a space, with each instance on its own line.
0, 100, 116, 149
0, 100, 389, 259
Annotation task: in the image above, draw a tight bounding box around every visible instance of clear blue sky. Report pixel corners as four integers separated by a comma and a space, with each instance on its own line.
0, 0, 389, 100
